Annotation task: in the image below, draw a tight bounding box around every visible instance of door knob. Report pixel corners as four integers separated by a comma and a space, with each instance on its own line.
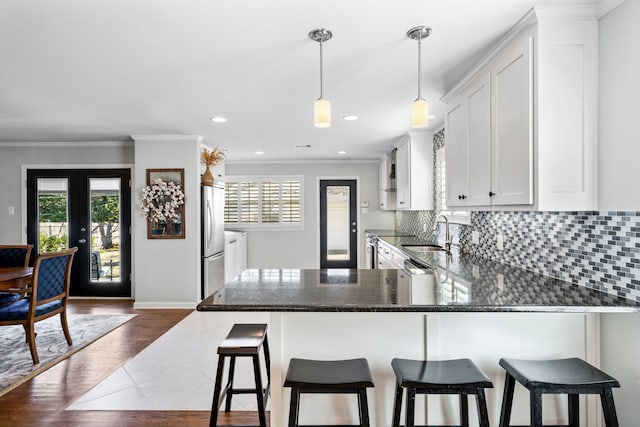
80, 227, 87, 232
78, 238, 87, 244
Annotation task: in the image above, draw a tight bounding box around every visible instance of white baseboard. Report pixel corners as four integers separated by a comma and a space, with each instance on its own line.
133, 301, 199, 309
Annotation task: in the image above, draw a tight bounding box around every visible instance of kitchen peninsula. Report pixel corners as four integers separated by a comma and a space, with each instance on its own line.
198, 251, 640, 426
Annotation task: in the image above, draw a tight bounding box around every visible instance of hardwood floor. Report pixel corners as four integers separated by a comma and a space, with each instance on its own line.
0, 300, 266, 426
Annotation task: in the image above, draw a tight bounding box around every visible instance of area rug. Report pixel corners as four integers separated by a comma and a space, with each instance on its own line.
66, 311, 269, 411
0, 313, 136, 397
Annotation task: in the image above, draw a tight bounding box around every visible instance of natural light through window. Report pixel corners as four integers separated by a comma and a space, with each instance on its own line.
225, 176, 303, 229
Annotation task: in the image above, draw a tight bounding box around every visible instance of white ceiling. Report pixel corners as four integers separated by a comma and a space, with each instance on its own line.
0, 0, 597, 161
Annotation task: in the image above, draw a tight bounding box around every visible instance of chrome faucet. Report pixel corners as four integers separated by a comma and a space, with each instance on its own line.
432, 214, 451, 253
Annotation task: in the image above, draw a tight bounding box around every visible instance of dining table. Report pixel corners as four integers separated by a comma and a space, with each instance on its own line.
0, 266, 33, 293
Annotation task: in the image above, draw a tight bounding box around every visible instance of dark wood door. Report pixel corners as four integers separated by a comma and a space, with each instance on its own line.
319, 179, 358, 269
26, 169, 132, 297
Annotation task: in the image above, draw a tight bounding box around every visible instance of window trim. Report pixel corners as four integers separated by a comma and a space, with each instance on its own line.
224, 175, 304, 230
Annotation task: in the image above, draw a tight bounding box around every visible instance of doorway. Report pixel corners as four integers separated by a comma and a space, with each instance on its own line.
319, 179, 358, 269
26, 169, 132, 297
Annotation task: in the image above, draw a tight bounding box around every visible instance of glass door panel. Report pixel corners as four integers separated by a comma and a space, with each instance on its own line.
36, 178, 70, 252
90, 178, 121, 283
326, 185, 350, 261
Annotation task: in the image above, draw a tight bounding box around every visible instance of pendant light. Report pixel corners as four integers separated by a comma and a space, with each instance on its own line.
309, 28, 332, 128
407, 26, 432, 128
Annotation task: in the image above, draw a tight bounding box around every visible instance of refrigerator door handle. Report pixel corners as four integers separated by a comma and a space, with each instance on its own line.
207, 252, 225, 261
207, 200, 214, 248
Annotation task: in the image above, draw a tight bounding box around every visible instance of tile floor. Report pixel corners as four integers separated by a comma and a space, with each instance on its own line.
66, 311, 270, 411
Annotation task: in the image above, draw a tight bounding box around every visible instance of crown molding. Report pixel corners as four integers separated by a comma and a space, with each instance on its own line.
0, 140, 132, 147
597, 0, 625, 18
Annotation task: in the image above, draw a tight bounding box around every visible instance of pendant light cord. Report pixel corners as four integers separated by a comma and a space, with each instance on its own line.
319, 38, 324, 99
417, 36, 422, 100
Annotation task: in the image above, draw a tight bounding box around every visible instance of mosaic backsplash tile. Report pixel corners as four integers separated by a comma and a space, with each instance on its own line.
397, 210, 640, 302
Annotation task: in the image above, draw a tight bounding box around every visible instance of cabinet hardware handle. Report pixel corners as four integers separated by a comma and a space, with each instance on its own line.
460, 195, 466, 200
489, 191, 495, 197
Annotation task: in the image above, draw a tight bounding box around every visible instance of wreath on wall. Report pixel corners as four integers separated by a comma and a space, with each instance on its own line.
140, 178, 185, 224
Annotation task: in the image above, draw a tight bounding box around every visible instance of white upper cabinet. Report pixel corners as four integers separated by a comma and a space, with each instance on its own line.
395, 132, 434, 211
446, 73, 492, 207
491, 36, 533, 206
442, 6, 598, 211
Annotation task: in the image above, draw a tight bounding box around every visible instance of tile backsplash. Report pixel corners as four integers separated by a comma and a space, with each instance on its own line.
396, 210, 640, 302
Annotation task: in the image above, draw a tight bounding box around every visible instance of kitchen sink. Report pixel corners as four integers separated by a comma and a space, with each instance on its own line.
402, 244, 444, 253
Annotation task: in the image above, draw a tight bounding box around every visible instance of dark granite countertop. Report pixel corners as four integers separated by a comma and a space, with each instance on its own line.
197, 263, 640, 313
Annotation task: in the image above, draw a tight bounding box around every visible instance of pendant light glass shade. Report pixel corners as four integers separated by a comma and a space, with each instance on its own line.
407, 26, 432, 128
314, 98, 331, 128
411, 98, 429, 128
309, 28, 332, 128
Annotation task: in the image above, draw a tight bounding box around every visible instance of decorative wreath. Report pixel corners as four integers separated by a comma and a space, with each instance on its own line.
140, 178, 185, 223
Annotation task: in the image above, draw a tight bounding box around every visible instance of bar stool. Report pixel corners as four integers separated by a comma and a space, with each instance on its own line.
284, 358, 375, 427
498, 357, 620, 427
391, 358, 493, 427
210, 324, 270, 427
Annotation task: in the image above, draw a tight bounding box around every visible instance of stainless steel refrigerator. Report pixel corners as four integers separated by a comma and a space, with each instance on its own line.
201, 183, 225, 300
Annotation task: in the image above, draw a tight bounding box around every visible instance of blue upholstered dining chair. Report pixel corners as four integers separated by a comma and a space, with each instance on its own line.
0, 247, 77, 364
0, 244, 33, 305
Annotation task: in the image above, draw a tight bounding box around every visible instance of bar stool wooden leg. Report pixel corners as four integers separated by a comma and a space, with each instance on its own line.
405, 387, 416, 427
288, 387, 300, 427
600, 388, 619, 427
224, 356, 236, 412
358, 388, 371, 427
530, 390, 543, 427
568, 393, 579, 427
499, 373, 516, 427
460, 393, 469, 427
476, 388, 490, 427
210, 356, 227, 427
392, 384, 403, 427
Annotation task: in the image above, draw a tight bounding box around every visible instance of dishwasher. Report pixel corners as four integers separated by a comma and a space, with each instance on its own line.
396, 259, 435, 305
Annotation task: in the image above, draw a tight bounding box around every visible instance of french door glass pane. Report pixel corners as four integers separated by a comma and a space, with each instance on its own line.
326, 186, 350, 261
37, 178, 69, 252
90, 178, 121, 282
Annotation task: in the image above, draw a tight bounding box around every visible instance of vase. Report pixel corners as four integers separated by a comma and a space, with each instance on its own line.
202, 165, 214, 186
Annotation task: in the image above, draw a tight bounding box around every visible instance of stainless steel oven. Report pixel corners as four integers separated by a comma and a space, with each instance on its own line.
365, 233, 377, 269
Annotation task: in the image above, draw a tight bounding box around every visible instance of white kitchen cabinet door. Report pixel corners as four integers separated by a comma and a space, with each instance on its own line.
224, 232, 238, 283
445, 98, 468, 207
237, 231, 247, 273
491, 36, 534, 206
395, 133, 433, 211
445, 73, 492, 207
466, 75, 492, 206
395, 141, 410, 209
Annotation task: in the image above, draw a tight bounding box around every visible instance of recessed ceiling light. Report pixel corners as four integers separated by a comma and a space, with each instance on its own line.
255, 151, 265, 155
211, 116, 227, 123
343, 115, 358, 121
337, 150, 347, 155
428, 114, 436, 119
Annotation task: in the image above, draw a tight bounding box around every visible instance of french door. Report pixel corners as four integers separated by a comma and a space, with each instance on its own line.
319, 179, 358, 269
26, 169, 132, 297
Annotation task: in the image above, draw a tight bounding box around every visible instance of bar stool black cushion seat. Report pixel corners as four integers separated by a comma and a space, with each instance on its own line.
498, 357, 620, 427
284, 358, 374, 388
284, 358, 374, 427
391, 358, 493, 427
499, 358, 620, 389
392, 358, 493, 389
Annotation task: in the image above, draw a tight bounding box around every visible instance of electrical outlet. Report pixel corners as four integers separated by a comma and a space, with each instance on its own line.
472, 231, 479, 245
423, 223, 428, 233
496, 234, 504, 250
8, 206, 15, 215
497, 273, 504, 290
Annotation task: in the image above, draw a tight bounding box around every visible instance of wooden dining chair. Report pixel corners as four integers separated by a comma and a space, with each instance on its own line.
0, 244, 33, 304
0, 247, 77, 364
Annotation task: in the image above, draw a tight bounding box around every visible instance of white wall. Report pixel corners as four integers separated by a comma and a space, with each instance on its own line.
226, 162, 395, 268
598, 0, 640, 210
132, 135, 202, 308
0, 144, 133, 243
599, 1, 640, 423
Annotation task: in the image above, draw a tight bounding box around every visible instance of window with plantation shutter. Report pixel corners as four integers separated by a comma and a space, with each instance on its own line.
224, 176, 303, 228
